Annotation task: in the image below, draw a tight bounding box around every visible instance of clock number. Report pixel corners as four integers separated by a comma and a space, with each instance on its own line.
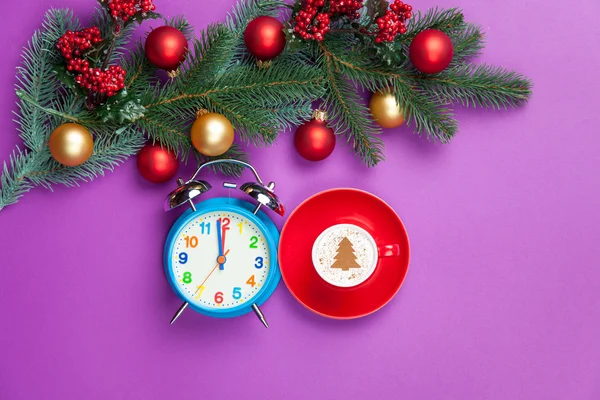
183, 272, 192, 284
214, 292, 224, 304
194, 285, 205, 299
218, 217, 231, 231
179, 252, 188, 264
232, 287, 242, 300
200, 221, 211, 235
238, 222, 243, 234
184, 236, 198, 248
254, 257, 264, 269
249, 236, 259, 249
246, 275, 256, 287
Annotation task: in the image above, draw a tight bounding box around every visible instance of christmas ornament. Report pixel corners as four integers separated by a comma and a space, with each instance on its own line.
244, 16, 286, 61
145, 26, 188, 73
49, 123, 94, 167
136, 143, 179, 184
409, 29, 454, 74
294, 110, 336, 161
279, 188, 409, 318
369, 91, 405, 129
163, 159, 284, 327
190, 111, 235, 157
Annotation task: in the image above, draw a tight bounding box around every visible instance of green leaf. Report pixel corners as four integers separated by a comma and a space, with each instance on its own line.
96, 89, 146, 124
132, 11, 162, 25
52, 65, 86, 95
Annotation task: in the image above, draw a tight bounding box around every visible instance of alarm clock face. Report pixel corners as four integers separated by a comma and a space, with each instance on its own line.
167, 210, 272, 311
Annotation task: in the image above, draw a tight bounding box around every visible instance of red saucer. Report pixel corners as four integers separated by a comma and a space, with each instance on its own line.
279, 188, 410, 319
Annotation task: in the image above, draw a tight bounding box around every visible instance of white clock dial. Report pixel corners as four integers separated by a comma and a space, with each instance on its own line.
170, 211, 270, 310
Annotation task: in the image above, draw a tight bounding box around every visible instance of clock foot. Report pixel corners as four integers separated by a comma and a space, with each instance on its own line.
170, 302, 189, 324
252, 304, 269, 328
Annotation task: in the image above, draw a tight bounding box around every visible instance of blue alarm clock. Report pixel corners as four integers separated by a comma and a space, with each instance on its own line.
163, 159, 284, 328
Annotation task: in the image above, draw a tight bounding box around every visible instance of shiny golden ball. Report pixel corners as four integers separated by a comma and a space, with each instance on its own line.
369, 91, 405, 129
190, 112, 234, 157
49, 123, 94, 167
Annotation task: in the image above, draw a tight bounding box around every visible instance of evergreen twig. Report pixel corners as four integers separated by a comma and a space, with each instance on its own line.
0, 0, 532, 211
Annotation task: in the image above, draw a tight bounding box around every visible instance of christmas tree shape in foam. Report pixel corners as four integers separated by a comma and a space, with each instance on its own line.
331, 237, 361, 271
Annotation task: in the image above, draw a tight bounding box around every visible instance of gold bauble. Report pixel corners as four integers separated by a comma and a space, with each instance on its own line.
369, 91, 406, 129
190, 112, 234, 157
49, 123, 94, 167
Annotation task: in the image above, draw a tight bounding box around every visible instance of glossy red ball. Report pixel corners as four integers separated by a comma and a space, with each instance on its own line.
145, 26, 188, 71
244, 16, 286, 61
136, 143, 179, 184
409, 29, 454, 74
294, 119, 336, 161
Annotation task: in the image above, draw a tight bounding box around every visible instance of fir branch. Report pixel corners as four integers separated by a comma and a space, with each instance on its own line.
89, 7, 137, 68
320, 39, 457, 145
15, 9, 80, 151
319, 45, 385, 166
165, 15, 195, 39
0, 148, 36, 211
134, 116, 193, 159
26, 128, 146, 188
449, 22, 484, 65
415, 64, 533, 109
226, 0, 285, 34
122, 41, 156, 92
394, 81, 458, 143
402, 8, 465, 42
16, 90, 99, 125
181, 24, 236, 86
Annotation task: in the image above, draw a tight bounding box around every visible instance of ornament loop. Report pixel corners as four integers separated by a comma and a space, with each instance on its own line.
167, 69, 181, 79
195, 108, 209, 119
312, 109, 328, 122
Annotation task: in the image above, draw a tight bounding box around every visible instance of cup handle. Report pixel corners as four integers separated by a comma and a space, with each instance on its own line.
379, 244, 400, 258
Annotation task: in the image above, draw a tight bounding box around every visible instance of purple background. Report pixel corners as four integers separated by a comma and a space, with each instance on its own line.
1, 0, 599, 399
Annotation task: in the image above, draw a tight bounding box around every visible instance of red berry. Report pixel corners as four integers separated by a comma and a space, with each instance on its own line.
56, 27, 103, 60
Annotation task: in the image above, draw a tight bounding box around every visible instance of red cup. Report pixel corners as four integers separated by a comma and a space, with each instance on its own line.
279, 188, 410, 319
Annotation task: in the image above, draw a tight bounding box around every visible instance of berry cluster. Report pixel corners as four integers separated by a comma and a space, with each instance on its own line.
106, 0, 156, 22
375, 0, 412, 43
57, 26, 126, 98
329, 0, 363, 20
294, 0, 364, 41
75, 66, 126, 97
294, 0, 327, 41
56, 27, 102, 60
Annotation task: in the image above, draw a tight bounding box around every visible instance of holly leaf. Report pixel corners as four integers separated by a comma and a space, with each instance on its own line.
131, 11, 162, 26
52, 65, 87, 96
373, 41, 407, 66
367, 0, 389, 22
95, 88, 146, 124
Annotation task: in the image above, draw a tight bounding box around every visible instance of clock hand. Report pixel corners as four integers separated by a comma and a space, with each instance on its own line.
170, 249, 230, 325
217, 219, 225, 270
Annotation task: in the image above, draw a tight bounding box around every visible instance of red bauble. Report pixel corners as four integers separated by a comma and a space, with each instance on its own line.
136, 143, 179, 184
409, 29, 454, 74
145, 26, 188, 72
244, 16, 286, 61
294, 111, 336, 161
